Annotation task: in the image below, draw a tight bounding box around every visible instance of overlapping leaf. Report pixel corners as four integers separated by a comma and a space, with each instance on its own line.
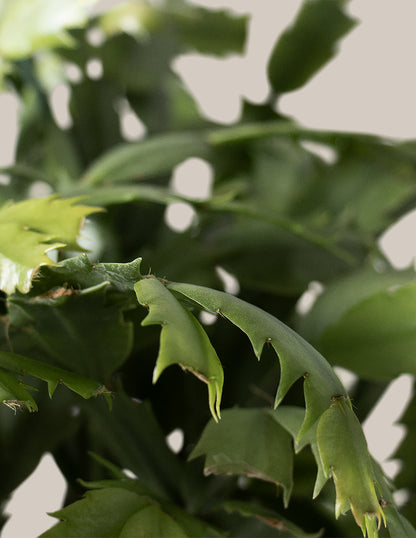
168, 281, 346, 439
98, 0, 247, 56
134, 277, 224, 421
0, 369, 38, 412
165, 281, 393, 535
315, 279, 416, 379
317, 398, 384, 535
83, 393, 192, 501
270, 405, 328, 498
297, 265, 416, 343
41, 478, 224, 537
0, 351, 111, 410
33, 255, 143, 295
190, 408, 293, 506
221, 500, 323, 538
81, 132, 209, 185
6, 282, 133, 380
0, 196, 101, 294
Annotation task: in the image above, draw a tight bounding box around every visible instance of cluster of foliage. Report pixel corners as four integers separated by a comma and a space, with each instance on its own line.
1, 0, 416, 536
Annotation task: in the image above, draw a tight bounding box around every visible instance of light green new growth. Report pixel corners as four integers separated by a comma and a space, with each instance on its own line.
0, 196, 102, 294
0, 0, 96, 59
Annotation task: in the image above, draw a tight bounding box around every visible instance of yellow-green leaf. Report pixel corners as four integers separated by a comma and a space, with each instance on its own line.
0, 0, 96, 59
0, 196, 102, 294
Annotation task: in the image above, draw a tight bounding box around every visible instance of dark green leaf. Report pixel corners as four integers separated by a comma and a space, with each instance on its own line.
99, 0, 247, 56
267, 0, 357, 93
0, 388, 81, 509
7, 282, 133, 380
42, 478, 224, 538
270, 406, 328, 497
135, 276, 223, 421
222, 500, 323, 537
0, 351, 110, 405
79, 184, 182, 207
190, 408, 293, 507
297, 265, 416, 343
0, 369, 37, 412
81, 132, 209, 185
318, 280, 416, 379
157, 1, 247, 56
83, 395, 190, 501
41, 487, 184, 538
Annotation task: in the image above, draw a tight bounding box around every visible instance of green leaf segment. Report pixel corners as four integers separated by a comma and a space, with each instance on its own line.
0, 351, 111, 409
0, 240, 407, 535
165, 281, 386, 535
0, 196, 102, 294
190, 408, 294, 507
134, 277, 223, 422
168, 282, 346, 440
41, 478, 224, 538
317, 397, 385, 534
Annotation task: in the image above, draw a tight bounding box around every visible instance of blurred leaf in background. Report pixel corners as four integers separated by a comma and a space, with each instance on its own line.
0, 0, 415, 536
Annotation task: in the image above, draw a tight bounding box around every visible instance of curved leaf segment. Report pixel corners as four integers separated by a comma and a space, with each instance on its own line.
169, 281, 346, 439
134, 277, 223, 422
161, 281, 386, 535
0, 351, 111, 409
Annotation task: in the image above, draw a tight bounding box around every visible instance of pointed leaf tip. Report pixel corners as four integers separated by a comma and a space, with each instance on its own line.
317, 398, 385, 533
135, 277, 224, 422
168, 281, 346, 438
0, 351, 109, 407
